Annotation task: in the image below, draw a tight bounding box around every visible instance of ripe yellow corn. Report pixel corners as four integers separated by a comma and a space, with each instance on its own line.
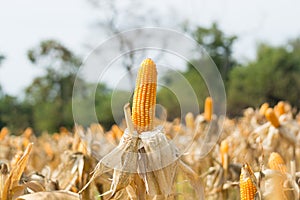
240, 163, 257, 200
259, 103, 269, 116
204, 97, 213, 122
268, 152, 287, 174
132, 58, 157, 133
265, 108, 280, 128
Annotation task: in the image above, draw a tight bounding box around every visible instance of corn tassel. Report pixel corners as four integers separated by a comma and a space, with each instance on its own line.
259, 103, 269, 116
204, 97, 213, 122
240, 163, 257, 200
132, 58, 157, 133
268, 152, 287, 174
265, 108, 280, 128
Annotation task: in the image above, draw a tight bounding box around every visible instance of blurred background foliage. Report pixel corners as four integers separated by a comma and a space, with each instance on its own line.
1, 1, 300, 134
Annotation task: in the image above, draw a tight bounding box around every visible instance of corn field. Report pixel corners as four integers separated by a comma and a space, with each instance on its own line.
0, 59, 300, 200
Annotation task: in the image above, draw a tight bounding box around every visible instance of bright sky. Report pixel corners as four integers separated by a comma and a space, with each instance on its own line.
1, 0, 300, 96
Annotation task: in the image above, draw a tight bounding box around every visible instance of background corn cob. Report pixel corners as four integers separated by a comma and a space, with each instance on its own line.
268, 152, 287, 174
185, 112, 195, 130
240, 163, 257, 200
131, 58, 157, 133
0, 127, 9, 141
220, 139, 229, 169
204, 97, 213, 122
275, 101, 285, 116
259, 103, 269, 116
265, 108, 280, 128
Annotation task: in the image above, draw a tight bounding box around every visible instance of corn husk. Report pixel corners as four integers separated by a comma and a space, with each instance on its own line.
15, 190, 80, 200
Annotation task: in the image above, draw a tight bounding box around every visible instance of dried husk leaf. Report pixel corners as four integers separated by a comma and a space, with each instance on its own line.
107, 130, 139, 197
25, 181, 46, 193
260, 169, 294, 200
80, 129, 139, 198
178, 160, 205, 200
138, 128, 178, 196
15, 190, 80, 200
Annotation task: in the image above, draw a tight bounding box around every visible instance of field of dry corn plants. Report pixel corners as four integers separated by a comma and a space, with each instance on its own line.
0, 101, 300, 200
1, 59, 300, 200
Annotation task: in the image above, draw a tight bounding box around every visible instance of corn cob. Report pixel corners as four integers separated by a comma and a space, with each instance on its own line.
259, 103, 269, 116
276, 101, 285, 116
265, 108, 280, 128
240, 163, 257, 200
268, 152, 287, 174
23, 127, 33, 139
0, 127, 9, 141
185, 112, 195, 130
204, 97, 213, 122
131, 58, 157, 133
220, 139, 229, 168
111, 124, 123, 140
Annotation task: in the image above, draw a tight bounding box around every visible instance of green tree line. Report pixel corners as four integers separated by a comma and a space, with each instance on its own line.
1, 24, 300, 134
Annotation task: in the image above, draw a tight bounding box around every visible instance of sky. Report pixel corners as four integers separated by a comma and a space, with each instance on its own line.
1, 0, 300, 96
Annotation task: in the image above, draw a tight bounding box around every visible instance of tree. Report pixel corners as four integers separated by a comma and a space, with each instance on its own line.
190, 23, 237, 82
228, 40, 300, 115
157, 23, 236, 119
0, 94, 33, 132
26, 40, 82, 132
0, 54, 4, 66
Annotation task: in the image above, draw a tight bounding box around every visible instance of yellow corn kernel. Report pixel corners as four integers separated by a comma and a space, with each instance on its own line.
0, 127, 9, 141
240, 163, 257, 200
265, 108, 280, 128
131, 58, 157, 133
185, 112, 195, 130
268, 152, 287, 174
204, 97, 213, 122
259, 103, 269, 116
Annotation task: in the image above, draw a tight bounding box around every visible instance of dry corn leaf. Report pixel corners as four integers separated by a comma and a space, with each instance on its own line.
51, 151, 85, 191
2, 143, 33, 200
178, 160, 205, 199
